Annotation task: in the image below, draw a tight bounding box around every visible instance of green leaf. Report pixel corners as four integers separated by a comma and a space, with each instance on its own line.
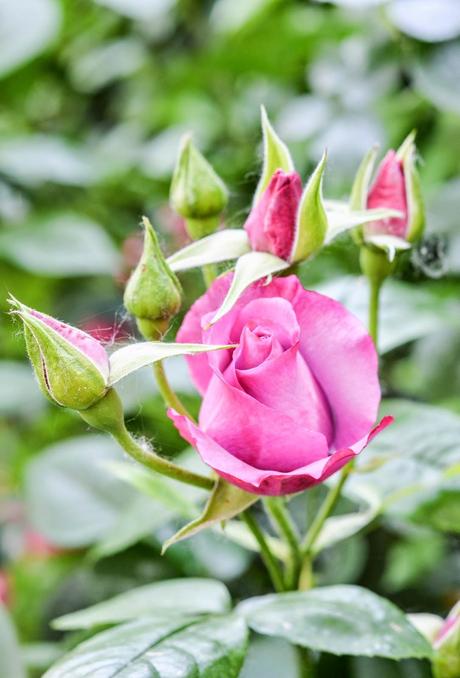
350, 400, 460, 525
0, 136, 96, 187
162, 478, 257, 552
253, 106, 294, 204
167, 229, 251, 272
88, 494, 173, 561
0, 0, 61, 78
24, 434, 155, 547
387, 0, 460, 43
0, 605, 26, 678
383, 533, 446, 593
414, 43, 460, 115
238, 586, 433, 659
290, 151, 327, 263
313, 485, 381, 554
410, 479, 460, 534
105, 460, 200, 519
52, 578, 231, 630
0, 361, 45, 419
46, 614, 248, 678
210, 251, 289, 324
317, 276, 459, 354
0, 213, 120, 276
108, 341, 233, 385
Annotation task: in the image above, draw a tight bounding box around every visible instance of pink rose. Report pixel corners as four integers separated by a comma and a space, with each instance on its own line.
366, 150, 408, 239
169, 274, 391, 496
244, 169, 302, 260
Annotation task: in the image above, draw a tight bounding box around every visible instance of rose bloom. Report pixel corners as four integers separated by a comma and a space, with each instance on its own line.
169, 274, 391, 496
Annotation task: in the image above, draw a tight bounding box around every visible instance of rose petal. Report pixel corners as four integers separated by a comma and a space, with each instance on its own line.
169, 411, 393, 496
199, 372, 329, 472
293, 287, 380, 450
236, 343, 333, 444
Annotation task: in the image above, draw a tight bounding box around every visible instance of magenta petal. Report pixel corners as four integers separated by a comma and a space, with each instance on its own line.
366, 150, 408, 238
176, 274, 233, 394
244, 170, 303, 259
30, 309, 109, 379
294, 289, 380, 450
198, 371, 329, 472
236, 343, 333, 444
169, 412, 392, 496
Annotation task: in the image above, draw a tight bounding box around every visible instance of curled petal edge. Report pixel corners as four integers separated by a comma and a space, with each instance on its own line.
168, 410, 393, 497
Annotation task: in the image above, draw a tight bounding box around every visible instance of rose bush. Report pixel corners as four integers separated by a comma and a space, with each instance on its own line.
170, 273, 392, 495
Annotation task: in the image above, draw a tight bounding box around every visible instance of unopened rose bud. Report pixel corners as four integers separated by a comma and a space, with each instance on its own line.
9, 297, 109, 410
170, 135, 228, 240
433, 602, 460, 678
245, 169, 302, 260
123, 217, 182, 340
243, 152, 327, 263
352, 133, 425, 257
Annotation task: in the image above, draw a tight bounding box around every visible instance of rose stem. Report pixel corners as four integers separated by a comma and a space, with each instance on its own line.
264, 497, 302, 590
368, 276, 383, 347
296, 646, 316, 678
201, 263, 218, 288
113, 426, 214, 490
152, 359, 196, 421
241, 509, 285, 593
299, 461, 354, 588
81, 389, 212, 490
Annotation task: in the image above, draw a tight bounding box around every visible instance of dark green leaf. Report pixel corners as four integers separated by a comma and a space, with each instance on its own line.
239, 586, 432, 659
52, 578, 231, 630
45, 614, 248, 677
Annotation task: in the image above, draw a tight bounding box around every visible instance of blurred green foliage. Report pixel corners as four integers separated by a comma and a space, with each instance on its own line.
1, 0, 460, 676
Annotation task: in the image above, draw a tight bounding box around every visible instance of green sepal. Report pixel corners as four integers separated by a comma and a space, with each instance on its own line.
253, 106, 294, 205
290, 151, 327, 263
397, 131, 425, 244
162, 478, 257, 553
123, 217, 182, 339
350, 144, 379, 244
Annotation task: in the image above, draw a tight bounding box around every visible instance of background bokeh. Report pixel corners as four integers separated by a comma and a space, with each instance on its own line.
1, 0, 460, 676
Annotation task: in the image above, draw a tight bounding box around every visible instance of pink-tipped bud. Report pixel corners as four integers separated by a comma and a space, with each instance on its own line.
366, 150, 408, 239
9, 297, 109, 410
244, 169, 302, 260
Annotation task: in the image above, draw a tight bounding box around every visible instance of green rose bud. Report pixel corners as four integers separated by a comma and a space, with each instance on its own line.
170, 134, 228, 240
9, 296, 109, 410
124, 217, 182, 340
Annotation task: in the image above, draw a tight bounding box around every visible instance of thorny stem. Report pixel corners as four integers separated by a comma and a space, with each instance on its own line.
241, 509, 285, 593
